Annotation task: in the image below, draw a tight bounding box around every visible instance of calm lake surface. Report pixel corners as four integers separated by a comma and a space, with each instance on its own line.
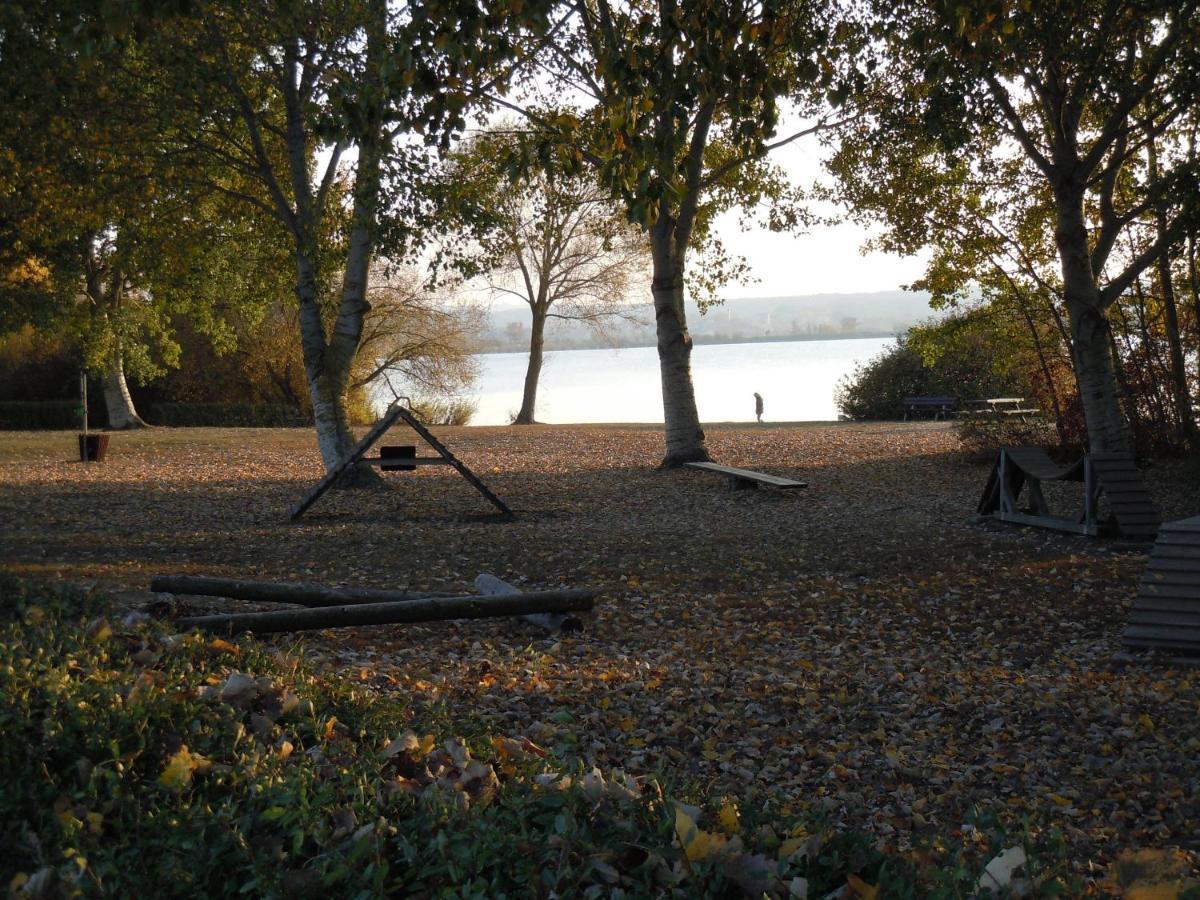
466, 336, 893, 425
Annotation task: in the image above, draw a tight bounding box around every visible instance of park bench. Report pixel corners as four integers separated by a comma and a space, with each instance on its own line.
902, 395, 956, 420
977, 446, 1159, 540
686, 461, 807, 491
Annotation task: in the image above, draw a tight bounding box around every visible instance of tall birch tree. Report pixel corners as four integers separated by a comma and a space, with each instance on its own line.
835, 0, 1200, 454
496, 0, 854, 465
144, 0, 553, 479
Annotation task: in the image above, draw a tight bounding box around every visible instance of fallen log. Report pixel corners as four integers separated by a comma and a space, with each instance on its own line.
175, 589, 594, 635
475, 573, 583, 633
149, 575, 459, 608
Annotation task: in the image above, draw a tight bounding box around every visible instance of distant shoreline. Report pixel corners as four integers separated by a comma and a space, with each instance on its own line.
476, 330, 899, 356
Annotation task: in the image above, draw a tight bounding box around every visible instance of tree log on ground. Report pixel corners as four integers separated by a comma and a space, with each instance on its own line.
149, 575, 465, 607
474, 573, 583, 633
175, 589, 594, 635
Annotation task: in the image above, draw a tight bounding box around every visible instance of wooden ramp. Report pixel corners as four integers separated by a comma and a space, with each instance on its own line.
289, 404, 513, 521
977, 447, 1159, 540
1123, 516, 1200, 654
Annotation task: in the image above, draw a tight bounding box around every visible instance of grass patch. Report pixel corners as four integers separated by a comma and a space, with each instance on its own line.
0, 575, 1109, 897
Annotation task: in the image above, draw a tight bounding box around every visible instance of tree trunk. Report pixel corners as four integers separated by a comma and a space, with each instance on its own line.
1156, 226, 1196, 447
102, 347, 146, 429
294, 249, 362, 478
1054, 189, 1131, 454
293, 124, 383, 484
1189, 232, 1200, 346
649, 229, 708, 466
514, 307, 547, 424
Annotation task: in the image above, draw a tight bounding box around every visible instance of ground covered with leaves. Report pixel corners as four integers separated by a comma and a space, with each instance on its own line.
1, 422, 1199, 895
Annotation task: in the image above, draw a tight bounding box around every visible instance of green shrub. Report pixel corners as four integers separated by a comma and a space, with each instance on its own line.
836, 315, 1027, 421
835, 340, 930, 420
0, 400, 83, 430
147, 403, 302, 427
0, 576, 1083, 898
954, 415, 1062, 461
408, 397, 477, 427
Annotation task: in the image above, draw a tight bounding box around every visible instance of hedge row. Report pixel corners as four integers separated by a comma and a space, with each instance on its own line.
0, 400, 82, 430
147, 402, 303, 427
0, 401, 306, 429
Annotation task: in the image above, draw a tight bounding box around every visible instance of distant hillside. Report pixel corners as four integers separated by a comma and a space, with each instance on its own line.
476, 290, 935, 352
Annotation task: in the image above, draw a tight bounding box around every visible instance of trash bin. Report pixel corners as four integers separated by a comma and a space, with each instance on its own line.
79, 433, 109, 462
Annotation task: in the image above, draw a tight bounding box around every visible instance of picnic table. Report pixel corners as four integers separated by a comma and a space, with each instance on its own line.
958, 397, 1041, 420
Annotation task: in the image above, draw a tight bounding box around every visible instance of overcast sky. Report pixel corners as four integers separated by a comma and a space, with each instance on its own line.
451, 102, 932, 307
711, 112, 929, 300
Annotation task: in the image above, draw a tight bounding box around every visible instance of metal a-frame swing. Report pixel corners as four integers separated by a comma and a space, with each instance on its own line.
288, 403, 514, 521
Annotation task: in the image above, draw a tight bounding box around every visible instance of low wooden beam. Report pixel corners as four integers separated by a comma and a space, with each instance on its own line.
175, 589, 595, 635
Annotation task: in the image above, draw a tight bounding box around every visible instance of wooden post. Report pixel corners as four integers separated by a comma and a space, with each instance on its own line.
175, 589, 594, 635
80, 371, 88, 436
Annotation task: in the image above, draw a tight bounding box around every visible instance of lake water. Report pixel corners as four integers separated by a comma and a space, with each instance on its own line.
463, 336, 893, 425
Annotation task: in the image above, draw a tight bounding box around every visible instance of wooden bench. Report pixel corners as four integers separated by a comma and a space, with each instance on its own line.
902, 395, 956, 420
686, 461, 807, 491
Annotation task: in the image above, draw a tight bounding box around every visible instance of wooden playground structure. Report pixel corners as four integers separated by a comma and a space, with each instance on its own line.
288, 403, 513, 521
977, 446, 1160, 541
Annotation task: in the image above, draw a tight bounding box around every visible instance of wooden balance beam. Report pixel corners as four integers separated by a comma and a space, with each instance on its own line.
686, 461, 807, 491
977, 446, 1159, 540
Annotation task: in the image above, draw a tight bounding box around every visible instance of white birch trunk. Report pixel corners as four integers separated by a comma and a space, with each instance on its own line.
102, 347, 146, 429
1054, 190, 1132, 454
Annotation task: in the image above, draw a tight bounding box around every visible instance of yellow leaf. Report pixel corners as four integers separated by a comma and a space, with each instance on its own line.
847, 873, 879, 899
674, 805, 726, 861
674, 804, 699, 852
718, 796, 740, 834
1137, 713, 1154, 732
1048, 794, 1071, 807
207, 638, 239, 655
779, 836, 807, 860
690, 829, 727, 861
158, 746, 210, 791
1127, 887, 1186, 900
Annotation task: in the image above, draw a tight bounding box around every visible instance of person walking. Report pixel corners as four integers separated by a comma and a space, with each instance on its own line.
753, 392, 764, 423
